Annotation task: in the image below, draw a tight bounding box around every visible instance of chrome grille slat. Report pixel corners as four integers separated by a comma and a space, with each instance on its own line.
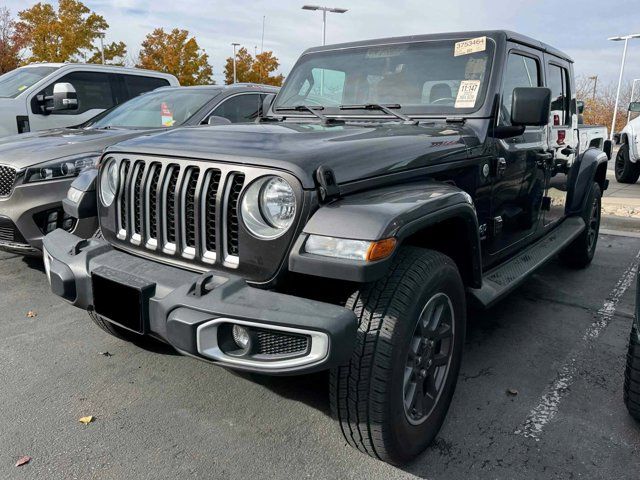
110, 157, 259, 269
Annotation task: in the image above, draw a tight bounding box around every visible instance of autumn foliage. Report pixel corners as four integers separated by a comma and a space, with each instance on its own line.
15, 0, 126, 64
136, 28, 214, 86
0, 7, 24, 74
224, 47, 284, 86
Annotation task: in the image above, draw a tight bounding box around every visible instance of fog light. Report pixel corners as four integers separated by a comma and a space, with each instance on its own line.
232, 324, 251, 350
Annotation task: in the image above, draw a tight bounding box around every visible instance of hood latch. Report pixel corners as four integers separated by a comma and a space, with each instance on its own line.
314, 165, 341, 203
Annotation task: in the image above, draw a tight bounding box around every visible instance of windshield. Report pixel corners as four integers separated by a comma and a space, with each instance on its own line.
0, 66, 59, 98
274, 37, 495, 116
87, 89, 217, 129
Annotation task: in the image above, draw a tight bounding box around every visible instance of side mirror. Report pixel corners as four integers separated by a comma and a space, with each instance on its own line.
577, 100, 585, 115
511, 87, 551, 126
207, 115, 232, 126
52, 83, 78, 112
628, 102, 640, 113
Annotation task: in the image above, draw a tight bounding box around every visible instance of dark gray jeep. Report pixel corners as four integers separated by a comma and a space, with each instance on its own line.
43, 31, 609, 464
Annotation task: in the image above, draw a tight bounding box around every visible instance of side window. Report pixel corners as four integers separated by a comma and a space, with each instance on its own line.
124, 75, 170, 99
500, 53, 541, 126
548, 64, 570, 126
44, 71, 115, 115
212, 94, 261, 123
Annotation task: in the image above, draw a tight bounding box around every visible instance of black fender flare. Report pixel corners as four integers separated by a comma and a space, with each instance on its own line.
566, 147, 609, 216
288, 181, 481, 285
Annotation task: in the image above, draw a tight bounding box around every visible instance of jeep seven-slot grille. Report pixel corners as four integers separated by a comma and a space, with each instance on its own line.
115, 159, 246, 264
0, 166, 17, 197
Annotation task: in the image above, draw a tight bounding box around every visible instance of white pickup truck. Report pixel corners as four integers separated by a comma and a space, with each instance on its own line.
576, 100, 609, 158
0, 63, 178, 137
615, 102, 640, 184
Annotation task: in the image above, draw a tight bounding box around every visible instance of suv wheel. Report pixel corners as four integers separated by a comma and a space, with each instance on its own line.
615, 144, 640, 184
329, 247, 466, 464
560, 181, 601, 268
624, 324, 640, 420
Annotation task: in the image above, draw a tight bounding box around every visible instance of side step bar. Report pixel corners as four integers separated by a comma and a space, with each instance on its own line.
469, 216, 586, 308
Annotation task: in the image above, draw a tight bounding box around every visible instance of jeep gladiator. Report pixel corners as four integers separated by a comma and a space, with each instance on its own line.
43, 30, 609, 464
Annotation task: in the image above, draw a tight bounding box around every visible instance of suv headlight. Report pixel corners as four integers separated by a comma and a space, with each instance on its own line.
241, 176, 296, 239
99, 158, 119, 207
24, 153, 100, 183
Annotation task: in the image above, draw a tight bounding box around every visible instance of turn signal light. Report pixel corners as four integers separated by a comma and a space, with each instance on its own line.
366, 238, 397, 262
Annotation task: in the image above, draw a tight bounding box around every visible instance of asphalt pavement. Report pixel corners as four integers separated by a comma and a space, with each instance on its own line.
0, 232, 638, 480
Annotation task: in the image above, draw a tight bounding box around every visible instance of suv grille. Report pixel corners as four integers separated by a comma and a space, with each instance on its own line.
0, 166, 17, 197
114, 157, 247, 264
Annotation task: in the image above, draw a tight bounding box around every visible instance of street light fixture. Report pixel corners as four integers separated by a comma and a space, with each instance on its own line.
302, 5, 348, 46
231, 42, 240, 84
608, 33, 640, 140
97, 32, 106, 65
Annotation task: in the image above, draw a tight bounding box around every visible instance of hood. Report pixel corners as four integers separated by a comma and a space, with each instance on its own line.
106, 122, 479, 188
0, 127, 156, 170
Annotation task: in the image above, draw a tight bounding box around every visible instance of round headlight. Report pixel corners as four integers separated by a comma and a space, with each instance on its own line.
100, 159, 119, 206
241, 176, 296, 239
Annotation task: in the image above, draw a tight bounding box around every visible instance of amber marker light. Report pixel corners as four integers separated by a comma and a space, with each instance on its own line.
366, 238, 397, 262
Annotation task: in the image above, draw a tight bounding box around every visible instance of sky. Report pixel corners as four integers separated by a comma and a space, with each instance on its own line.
5, 0, 640, 90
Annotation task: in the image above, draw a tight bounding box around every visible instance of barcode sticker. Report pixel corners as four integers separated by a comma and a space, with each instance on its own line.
455, 80, 481, 108
454, 36, 486, 56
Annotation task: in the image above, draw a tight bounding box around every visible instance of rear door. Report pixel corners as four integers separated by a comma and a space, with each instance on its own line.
542, 57, 577, 227
486, 44, 548, 262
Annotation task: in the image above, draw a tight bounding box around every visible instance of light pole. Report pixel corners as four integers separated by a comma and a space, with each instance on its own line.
588, 75, 598, 101
608, 34, 640, 140
628, 78, 640, 123
98, 32, 106, 64
231, 42, 240, 84
301, 5, 348, 46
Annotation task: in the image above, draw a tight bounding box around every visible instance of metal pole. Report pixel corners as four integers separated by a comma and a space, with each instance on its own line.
322, 9, 327, 45
628, 79, 640, 123
261, 16, 265, 53
232, 44, 238, 84
99, 34, 105, 64
611, 38, 629, 141
592, 76, 598, 100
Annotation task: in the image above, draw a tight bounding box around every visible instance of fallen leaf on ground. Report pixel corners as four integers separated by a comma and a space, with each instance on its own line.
506, 388, 518, 396
79, 416, 94, 424
15, 456, 31, 467
26, 311, 37, 318
98, 351, 113, 357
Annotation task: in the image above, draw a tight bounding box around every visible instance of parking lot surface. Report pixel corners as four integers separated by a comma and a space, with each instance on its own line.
0, 233, 638, 480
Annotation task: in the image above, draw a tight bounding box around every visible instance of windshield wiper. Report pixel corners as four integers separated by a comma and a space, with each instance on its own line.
339, 104, 418, 125
274, 105, 343, 126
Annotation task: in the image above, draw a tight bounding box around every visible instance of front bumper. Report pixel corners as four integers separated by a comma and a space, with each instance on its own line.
43, 229, 357, 375
0, 176, 97, 254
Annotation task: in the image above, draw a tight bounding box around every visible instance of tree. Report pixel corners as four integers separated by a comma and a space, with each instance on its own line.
223, 47, 284, 86
0, 7, 24, 74
88, 41, 127, 65
136, 28, 213, 86
576, 75, 634, 132
15, 0, 126, 64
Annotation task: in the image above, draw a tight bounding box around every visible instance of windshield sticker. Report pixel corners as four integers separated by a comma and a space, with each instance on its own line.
454, 36, 486, 57
455, 80, 481, 108
161, 102, 174, 127
18, 85, 27, 91
365, 45, 408, 58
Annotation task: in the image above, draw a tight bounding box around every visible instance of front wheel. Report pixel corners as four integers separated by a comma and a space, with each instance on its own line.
330, 247, 466, 465
624, 324, 640, 420
560, 182, 601, 269
615, 144, 640, 184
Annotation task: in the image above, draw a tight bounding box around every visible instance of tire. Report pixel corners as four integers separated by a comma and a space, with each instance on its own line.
329, 247, 466, 464
615, 144, 640, 184
624, 324, 640, 420
560, 182, 601, 269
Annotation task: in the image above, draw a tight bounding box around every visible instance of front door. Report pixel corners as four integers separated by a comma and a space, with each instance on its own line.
543, 57, 577, 227
485, 46, 548, 264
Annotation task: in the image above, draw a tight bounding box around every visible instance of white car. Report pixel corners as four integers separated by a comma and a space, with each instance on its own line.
0, 63, 178, 137
615, 102, 640, 184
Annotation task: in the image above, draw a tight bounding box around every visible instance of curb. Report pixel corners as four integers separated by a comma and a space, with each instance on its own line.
601, 215, 640, 233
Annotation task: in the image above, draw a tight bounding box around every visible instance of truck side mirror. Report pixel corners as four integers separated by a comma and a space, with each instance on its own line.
628, 102, 640, 113
511, 87, 551, 127
52, 83, 78, 112
577, 100, 585, 115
